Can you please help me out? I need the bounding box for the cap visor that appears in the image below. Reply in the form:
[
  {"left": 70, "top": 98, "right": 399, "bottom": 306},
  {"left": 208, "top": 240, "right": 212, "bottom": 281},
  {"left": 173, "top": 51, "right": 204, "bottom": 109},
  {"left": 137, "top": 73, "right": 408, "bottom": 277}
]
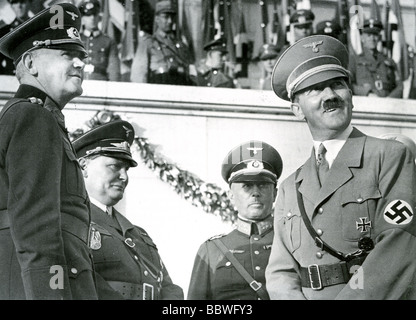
[{"left": 230, "top": 173, "right": 276, "bottom": 184}]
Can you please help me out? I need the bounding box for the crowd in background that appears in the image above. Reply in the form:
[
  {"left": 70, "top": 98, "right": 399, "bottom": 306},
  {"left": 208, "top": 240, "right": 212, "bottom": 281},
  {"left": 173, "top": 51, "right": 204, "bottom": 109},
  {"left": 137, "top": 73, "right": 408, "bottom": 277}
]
[{"left": 0, "top": 0, "right": 415, "bottom": 99}]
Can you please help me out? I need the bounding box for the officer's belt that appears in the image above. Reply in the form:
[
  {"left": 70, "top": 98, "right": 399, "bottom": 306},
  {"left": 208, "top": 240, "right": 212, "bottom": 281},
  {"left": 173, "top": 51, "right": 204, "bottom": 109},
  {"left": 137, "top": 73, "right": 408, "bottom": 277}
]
[
  {"left": 300, "top": 256, "right": 366, "bottom": 290},
  {"left": 0, "top": 210, "right": 89, "bottom": 244},
  {"left": 107, "top": 280, "right": 159, "bottom": 300}
]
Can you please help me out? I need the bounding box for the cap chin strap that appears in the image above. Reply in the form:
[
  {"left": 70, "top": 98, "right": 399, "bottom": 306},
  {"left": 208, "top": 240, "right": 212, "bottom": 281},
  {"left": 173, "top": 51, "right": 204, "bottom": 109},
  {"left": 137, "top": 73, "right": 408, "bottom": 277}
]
[{"left": 286, "top": 64, "right": 350, "bottom": 100}]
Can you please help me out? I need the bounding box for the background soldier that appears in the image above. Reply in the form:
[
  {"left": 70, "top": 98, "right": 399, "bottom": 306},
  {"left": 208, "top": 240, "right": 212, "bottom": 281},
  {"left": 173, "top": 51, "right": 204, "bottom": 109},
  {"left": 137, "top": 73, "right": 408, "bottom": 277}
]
[
  {"left": 0, "top": 3, "right": 98, "bottom": 299},
  {"left": 187, "top": 140, "right": 282, "bottom": 300},
  {"left": 78, "top": 0, "right": 121, "bottom": 81},
  {"left": 349, "top": 19, "right": 403, "bottom": 98},
  {"left": 0, "top": 0, "right": 32, "bottom": 75},
  {"left": 194, "top": 38, "right": 235, "bottom": 88},
  {"left": 258, "top": 44, "right": 280, "bottom": 90},
  {"left": 288, "top": 9, "right": 315, "bottom": 45},
  {"left": 74, "top": 120, "right": 184, "bottom": 300},
  {"left": 266, "top": 35, "right": 416, "bottom": 299},
  {"left": 130, "top": 0, "right": 194, "bottom": 85}
]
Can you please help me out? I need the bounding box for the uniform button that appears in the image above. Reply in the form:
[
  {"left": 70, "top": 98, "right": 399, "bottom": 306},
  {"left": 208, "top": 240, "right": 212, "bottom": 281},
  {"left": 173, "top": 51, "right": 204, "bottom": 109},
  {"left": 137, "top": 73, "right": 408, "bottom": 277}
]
[
  {"left": 134, "top": 255, "right": 139, "bottom": 260},
  {"left": 253, "top": 237, "right": 259, "bottom": 241},
  {"left": 213, "top": 70, "right": 218, "bottom": 75},
  {"left": 169, "top": 57, "right": 173, "bottom": 62},
  {"left": 254, "top": 250, "right": 260, "bottom": 255},
  {"left": 144, "top": 270, "right": 149, "bottom": 276},
  {"left": 318, "top": 207, "right": 324, "bottom": 214},
  {"left": 255, "top": 266, "right": 261, "bottom": 270},
  {"left": 207, "top": 83, "right": 211, "bottom": 86},
  {"left": 286, "top": 212, "right": 292, "bottom": 217},
  {"left": 71, "top": 268, "right": 78, "bottom": 274},
  {"left": 316, "top": 252, "right": 323, "bottom": 259},
  {"left": 225, "top": 261, "right": 231, "bottom": 267},
  {"left": 316, "top": 229, "right": 323, "bottom": 236},
  {"left": 357, "top": 197, "right": 363, "bottom": 203}
]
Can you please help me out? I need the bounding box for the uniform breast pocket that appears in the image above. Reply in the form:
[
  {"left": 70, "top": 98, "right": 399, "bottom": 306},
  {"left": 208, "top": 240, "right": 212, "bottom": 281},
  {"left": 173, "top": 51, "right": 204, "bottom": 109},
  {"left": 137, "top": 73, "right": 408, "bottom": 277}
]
[
  {"left": 341, "top": 185, "right": 381, "bottom": 241},
  {"left": 282, "top": 210, "right": 301, "bottom": 253},
  {"left": 91, "top": 227, "right": 123, "bottom": 264},
  {"left": 62, "top": 139, "right": 87, "bottom": 199}
]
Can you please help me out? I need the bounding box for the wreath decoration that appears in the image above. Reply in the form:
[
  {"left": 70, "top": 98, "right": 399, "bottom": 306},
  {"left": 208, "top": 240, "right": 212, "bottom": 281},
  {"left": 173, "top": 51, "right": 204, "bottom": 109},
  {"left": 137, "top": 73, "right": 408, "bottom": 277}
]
[{"left": 69, "top": 110, "right": 238, "bottom": 224}]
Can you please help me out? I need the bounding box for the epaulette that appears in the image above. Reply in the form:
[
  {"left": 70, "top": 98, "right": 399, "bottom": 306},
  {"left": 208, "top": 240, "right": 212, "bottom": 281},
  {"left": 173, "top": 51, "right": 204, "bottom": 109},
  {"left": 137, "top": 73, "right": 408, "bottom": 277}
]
[
  {"left": 383, "top": 59, "right": 395, "bottom": 68},
  {"left": 27, "top": 97, "right": 43, "bottom": 105},
  {"left": 208, "top": 233, "right": 226, "bottom": 241},
  {"left": 139, "top": 30, "right": 151, "bottom": 39}
]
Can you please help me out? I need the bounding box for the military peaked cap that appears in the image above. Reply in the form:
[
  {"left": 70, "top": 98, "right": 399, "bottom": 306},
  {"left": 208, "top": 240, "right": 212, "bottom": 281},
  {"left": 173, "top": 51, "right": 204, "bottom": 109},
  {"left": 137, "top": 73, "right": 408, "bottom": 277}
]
[
  {"left": 315, "top": 20, "right": 341, "bottom": 38},
  {"left": 73, "top": 120, "right": 138, "bottom": 167},
  {"left": 204, "top": 38, "right": 228, "bottom": 53},
  {"left": 362, "top": 19, "right": 383, "bottom": 34},
  {"left": 78, "top": 0, "right": 101, "bottom": 16},
  {"left": 259, "top": 43, "right": 280, "bottom": 60},
  {"left": 271, "top": 35, "right": 350, "bottom": 101},
  {"left": 221, "top": 140, "right": 283, "bottom": 185},
  {"left": 0, "top": 3, "right": 87, "bottom": 63},
  {"left": 290, "top": 9, "right": 315, "bottom": 27},
  {"left": 155, "top": 0, "right": 176, "bottom": 15}
]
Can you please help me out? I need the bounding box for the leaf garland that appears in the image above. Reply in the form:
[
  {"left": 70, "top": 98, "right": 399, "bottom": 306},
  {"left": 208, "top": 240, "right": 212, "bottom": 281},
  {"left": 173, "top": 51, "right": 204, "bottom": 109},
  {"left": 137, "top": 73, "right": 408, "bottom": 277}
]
[{"left": 69, "top": 110, "right": 238, "bottom": 224}]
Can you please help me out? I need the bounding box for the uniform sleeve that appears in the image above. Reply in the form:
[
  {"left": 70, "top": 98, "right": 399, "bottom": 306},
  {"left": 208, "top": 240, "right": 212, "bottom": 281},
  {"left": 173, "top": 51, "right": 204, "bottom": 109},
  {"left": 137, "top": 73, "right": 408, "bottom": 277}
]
[
  {"left": 160, "top": 259, "right": 184, "bottom": 300},
  {"left": 265, "top": 181, "right": 307, "bottom": 300},
  {"left": 187, "top": 242, "right": 212, "bottom": 300},
  {"left": 130, "top": 33, "right": 150, "bottom": 83},
  {"left": 336, "top": 143, "right": 416, "bottom": 299},
  {"left": 5, "top": 105, "right": 72, "bottom": 299},
  {"left": 107, "top": 38, "right": 121, "bottom": 82}
]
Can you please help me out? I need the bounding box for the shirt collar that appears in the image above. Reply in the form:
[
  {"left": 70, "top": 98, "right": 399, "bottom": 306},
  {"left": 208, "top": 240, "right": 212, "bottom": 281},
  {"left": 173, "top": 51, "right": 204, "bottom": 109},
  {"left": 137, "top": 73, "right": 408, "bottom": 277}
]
[
  {"left": 90, "top": 197, "right": 112, "bottom": 215},
  {"left": 83, "top": 29, "right": 101, "bottom": 37},
  {"left": 313, "top": 125, "right": 353, "bottom": 168}
]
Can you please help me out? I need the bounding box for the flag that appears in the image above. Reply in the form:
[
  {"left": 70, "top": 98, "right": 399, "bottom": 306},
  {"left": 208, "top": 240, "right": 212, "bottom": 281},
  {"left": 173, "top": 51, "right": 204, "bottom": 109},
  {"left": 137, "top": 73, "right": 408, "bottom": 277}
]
[
  {"left": 349, "top": 0, "right": 363, "bottom": 56},
  {"left": 335, "top": 0, "right": 349, "bottom": 46},
  {"left": 178, "top": 0, "right": 196, "bottom": 63},
  {"left": 370, "top": 0, "right": 382, "bottom": 21},
  {"left": 388, "top": 0, "right": 409, "bottom": 80},
  {"left": 296, "top": 0, "right": 311, "bottom": 10},
  {"left": 270, "top": 0, "right": 286, "bottom": 48},
  {"left": 260, "top": 0, "right": 269, "bottom": 44},
  {"left": 202, "top": 0, "right": 216, "bottom": 46},
  {"left": 234, "top": 8, "right": 248, "bottom": 59},
  {"left": 120, "top": 0, "right": 139, "bottom": 63}
]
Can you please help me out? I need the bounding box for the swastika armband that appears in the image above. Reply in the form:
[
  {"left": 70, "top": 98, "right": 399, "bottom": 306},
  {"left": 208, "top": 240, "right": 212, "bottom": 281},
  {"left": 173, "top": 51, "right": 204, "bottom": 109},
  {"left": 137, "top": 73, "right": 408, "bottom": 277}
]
[{"left": 384, "top": 200, "right": 413, "bottom": 225}]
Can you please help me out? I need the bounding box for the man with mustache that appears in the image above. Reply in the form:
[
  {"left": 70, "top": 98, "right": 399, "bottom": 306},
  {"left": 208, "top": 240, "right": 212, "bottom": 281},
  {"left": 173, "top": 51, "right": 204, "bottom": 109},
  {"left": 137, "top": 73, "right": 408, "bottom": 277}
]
[
  {"left": 265, "top": 35, "right": 416, "bottom": 299},
  {"left": 187, "top": 140, "right": 282, "bottom": 300},
  {"left": 73, "top": 120, "right": 184, "bottom": 300},
  {"left": 0, "top": 3, "right": 99, "bottom": 299}
]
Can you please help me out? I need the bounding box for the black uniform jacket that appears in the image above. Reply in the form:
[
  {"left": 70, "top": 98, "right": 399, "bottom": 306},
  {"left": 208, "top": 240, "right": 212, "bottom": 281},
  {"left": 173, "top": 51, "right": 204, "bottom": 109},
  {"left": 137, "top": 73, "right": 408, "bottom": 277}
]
[{"left": 0, "top": 85, "right": 97, "bottom": 299}]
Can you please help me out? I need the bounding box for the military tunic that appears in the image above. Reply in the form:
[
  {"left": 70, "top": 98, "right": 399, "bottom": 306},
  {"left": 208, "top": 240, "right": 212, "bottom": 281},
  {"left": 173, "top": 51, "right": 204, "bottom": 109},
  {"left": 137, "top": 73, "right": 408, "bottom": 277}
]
[
  {"left": 265, "top": 128, "right": 416, "bottom": 300},
  {"left": 0, "top": 18, "right": 23, "bottom": 75},
  {"left": 0, "top": 85, "right": 98, "bottom": 299},
  {"left": 349, "top": 48, "right": 403, "bottom": 98},
  {"left": 80, "top": 29, "right": 121, "bottom": 81},
  {"left": 195, "top": 68, "right": 235, "bottom": 88},
  {"left": 89, "top": 204, "right": 184, "bottom": 300},
  {"left": 130, "top": 30, "right": 193, "bottom": 85},
  {"left": 187, "top": 216, "right": 273, "bottom": 300}
]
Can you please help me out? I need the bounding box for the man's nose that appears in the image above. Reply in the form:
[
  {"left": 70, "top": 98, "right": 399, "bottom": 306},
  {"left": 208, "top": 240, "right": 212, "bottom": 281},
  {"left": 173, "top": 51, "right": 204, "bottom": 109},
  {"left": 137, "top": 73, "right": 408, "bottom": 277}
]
[{"left": 73, "top": 57, "right": 85, "bottom": 69}]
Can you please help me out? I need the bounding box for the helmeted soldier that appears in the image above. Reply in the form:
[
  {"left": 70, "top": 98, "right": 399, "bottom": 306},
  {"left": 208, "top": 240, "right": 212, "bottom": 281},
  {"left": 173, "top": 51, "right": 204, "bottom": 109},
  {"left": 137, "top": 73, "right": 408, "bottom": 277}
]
[
  {"left": 78, "top": 0, "right": 121, "bottom": 81},
  {"left": 187, "top": 140, "right": 283, "bottom": 300},
  {"left": 349, "top": 19, "right": 403, "bottom": 98},
  {"left": 73, "top": 120, "right": 184, "bottom": 300},
  {"left": 194, "top": 38, "right": 235, "bottom": 88},
  {"left": 130, "top": 0, "right": 194, "bottom": 85}
]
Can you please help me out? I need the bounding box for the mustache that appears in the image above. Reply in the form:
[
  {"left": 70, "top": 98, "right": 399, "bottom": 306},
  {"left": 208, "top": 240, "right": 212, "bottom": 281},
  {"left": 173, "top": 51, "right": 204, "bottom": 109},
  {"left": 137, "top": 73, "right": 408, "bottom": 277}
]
[{"left": 321, "top": 98, "right": 344, "bottom": 110}]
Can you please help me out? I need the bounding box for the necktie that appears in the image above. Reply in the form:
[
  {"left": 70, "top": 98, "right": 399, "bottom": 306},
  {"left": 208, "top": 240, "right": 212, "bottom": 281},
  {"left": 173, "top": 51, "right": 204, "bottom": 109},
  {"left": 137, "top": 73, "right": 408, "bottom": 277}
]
[
  {"left": 316, "top": 143, "right": 329, "bottom": 186},
  {"left": 106, "top": 206, "right": 112, "bottom": 216}
]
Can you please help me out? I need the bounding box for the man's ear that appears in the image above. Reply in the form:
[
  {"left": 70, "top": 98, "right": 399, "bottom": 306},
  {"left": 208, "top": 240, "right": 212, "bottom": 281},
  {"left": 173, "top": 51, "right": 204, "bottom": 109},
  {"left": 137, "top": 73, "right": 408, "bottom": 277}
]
[
  {"left": 227, "top": 188, "right": 235, "bottom": 206},
  {"left": 21, "top": 52, "right": 37, "bottom": 76},
  {"left": 78, "top": 158, "right": 88, "bottom": 177},
  {"left": 290, "top": 102, "right": 305, "bottom": 121}
]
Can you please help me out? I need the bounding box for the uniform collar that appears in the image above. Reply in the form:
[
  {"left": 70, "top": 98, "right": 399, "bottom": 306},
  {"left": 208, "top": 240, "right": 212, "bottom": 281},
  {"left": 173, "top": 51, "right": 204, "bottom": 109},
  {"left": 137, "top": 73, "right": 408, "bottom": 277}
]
[
  {"left": 90, "top": 197, "right": 112, "bottom": 215},
  {"left": 236, "top": 214, "right": 273, "bottom": 236}
]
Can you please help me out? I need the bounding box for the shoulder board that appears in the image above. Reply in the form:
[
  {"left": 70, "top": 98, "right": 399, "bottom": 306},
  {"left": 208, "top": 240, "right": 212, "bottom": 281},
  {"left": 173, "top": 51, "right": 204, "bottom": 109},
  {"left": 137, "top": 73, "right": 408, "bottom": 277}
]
[
  {"left": 208, "top": 233, "right": 226, "bottom": 241},
  {"left": 384, "top": 59, "right": 395, "bottom": 67},
  {"left": 139, "top": 31, "right": 151, "bottom": 39}
]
